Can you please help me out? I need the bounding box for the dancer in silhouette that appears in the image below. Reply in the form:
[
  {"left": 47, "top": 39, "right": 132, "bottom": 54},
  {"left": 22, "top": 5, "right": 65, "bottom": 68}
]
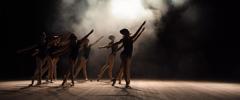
[
  {"left": 97, "top": 35, "right": 118, "bottom": 81},
  {"left": 74, "top": 36, "right": 103, "bottom": 81},
  {"left": 47, "top": 34, "right": 61, "bottom": 83},
  {"left": 28, "top": 32, "right": 50, "bottom": 86},
  {"left": 112, "top": 21, "right": 146, "bottom": 88},
  {"left": 61, "top": 30, "right": 94, "bottom": 86}
]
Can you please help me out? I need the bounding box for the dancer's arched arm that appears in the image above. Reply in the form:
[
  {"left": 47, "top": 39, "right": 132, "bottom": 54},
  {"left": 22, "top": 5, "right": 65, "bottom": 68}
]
[
  {"left": 116, "top": 27, "right": 145, "bottom": 51},
  {"left": 78, "top": 29, "right": 94, "bottom": 42},
  {"left": 131, "top": 21, "right": 146, "bottom": 39},
  {"left": 90, "top": 36, "right": 104, "bottom": 47},
  {"left": 133, "top": 27, "right": 145, "bottom": 42},
  {"left": 116, "top": 44, "right": 123, "bottom": 52},
  {"left": 98, "top": 44, "right": 109, "bottom": 49},
  {"left": 31, "top": 49, "right": 39, "bottom": 56},
  {"left": 16, "top": 44, "right": 38, "bottom": 54},
  {"left": 113, "top": 39, "right": 123, "bottom": 46}
]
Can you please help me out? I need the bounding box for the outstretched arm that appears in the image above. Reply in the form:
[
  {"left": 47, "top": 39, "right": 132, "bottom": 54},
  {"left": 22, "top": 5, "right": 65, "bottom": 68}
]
[
  {"left": 59, "top": 39, "right": 71, "bottom": 47},
  {"left": 133, "top": 27, "right": 145, "bottom": 42},
  {"left": 112, "top": 39, "right": 123, "bottom": 47},
  {"left": 90, "top": 36, "right": 104, "bottom": 47},
  {"left": 16, "top": 44, "right": 38, "bottom": 54},
  {"left": 31, "top": 49, "right": 39, "bottom": 56},
  {"left": 131, "top": 21, "right": 146, "bottom": 39},
  {"left": 51, "top": 45, "right": 70, "bottom": 56},
  {"left": 98, "top": 44, "right": 109, "bottom": 49},
  {"left": 116, "top": 44, "right": 123, "bottom": 52},
  {"left": 98, "top": 41, "right": 111, "bottom": 49}
]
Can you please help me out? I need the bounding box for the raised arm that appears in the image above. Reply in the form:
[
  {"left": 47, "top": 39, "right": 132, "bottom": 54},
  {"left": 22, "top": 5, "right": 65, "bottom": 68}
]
[
  {"left": 133, "top": 27, "right": 145, "bottom": 42},
  {"left": 79, "top": 29, "right": 94, "bottom": 41},
  {"left": 90, "top": 36, "right": 104, "bottom": 47},
  {"left": 131, "top": 21, "right": 146, "bottom": 39}
]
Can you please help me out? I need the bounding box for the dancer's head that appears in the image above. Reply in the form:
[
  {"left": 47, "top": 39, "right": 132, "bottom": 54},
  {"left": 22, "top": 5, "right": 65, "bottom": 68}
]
[
  {"left": 40, "top": 32, "right": 47, "bottom": 43},
  {"left": 50, "top": 35, "right": 60, "bottom": 46},
  {"left": 108, "top": 35, "right": 115, "bottom": 41},
  {"left": 120, "top": 28, "right": 130, "bottom": 36}
]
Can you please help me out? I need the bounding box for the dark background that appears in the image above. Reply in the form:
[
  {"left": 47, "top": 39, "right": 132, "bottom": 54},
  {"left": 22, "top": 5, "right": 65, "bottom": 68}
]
[{"left": 2, "top": 0, "right": 240, "bottom": 81}]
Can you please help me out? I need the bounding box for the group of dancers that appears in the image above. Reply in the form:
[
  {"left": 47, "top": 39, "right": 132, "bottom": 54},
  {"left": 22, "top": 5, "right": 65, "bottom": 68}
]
[{"left": 18, "top": 21, "right": 146, "bottom": 88}]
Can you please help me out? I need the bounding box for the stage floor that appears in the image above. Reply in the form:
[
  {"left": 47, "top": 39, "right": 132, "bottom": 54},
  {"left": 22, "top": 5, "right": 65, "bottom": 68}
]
[{"left": 0, "top": 80, "right": 240, "bottom": 100}]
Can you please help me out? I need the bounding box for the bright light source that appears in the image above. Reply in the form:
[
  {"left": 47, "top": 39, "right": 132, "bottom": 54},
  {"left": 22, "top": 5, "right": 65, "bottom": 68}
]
[{"left": 111, "top": 0, "right": 145, "bottom": 19}]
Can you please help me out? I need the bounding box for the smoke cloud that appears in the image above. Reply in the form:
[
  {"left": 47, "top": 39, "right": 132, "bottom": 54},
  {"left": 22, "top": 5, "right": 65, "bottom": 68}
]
[
  {"left": 54, "top": 0, "right": 166, "bottom": 42},
  {"left": 49, "top": 0, "right": 193, "bottom": 78},
  {"left": 51, "top": 0, "right": 189, "bottom": 52}
]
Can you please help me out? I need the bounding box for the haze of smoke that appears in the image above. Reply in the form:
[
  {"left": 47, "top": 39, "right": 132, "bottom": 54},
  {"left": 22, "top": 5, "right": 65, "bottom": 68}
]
[
  {"left": 51, "top": 0, "right": 191, "bottom": 53},
  {"left": 56, "top": 0, "right": 170, "bottom": 53},
  {"left": 51, "top": 0, "right": 191, "bottom": 77}
]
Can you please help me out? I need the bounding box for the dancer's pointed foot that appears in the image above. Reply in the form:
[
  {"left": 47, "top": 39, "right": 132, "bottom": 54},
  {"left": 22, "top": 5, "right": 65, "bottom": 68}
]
[
  {"left": 71, "top": 83, "right": 74, "bottom": 86},
  {"left": 119, "top": 81, "right": 121, "bottom": 84},
  {"left": 61, "top": 81, "right": 66, "bottom": 86},
  {"left": 125, "top": 85, "right": 131, "bottom": 88},
  {"left": 28, "top": 84, "right": 33, "bottom": 87},
  {"left": 97, "top": 78, "right": 100, "bottom": 82},
  {"left": 36, "top": 82, "right": 41, "bottom": 86},
  {"left": 112, "top": 79, "right": 116, "bottom": 86}
]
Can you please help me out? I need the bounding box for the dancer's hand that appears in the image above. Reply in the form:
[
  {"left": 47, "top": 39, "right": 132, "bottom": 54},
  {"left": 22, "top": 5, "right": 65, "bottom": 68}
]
[
  {"left": 141, "top": 21, "right": 146, "bottom": 27},
  {"left": 98, "top": 46, "right": 104, "bottom": 49},
  {"left": 90, "top": 29, "right": 94, "bottom": 34}
]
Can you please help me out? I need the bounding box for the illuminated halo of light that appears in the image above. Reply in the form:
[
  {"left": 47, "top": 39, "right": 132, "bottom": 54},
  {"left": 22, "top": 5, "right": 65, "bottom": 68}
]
[{"left": 111, "top": 0, "right": 145, "bottom": 19}]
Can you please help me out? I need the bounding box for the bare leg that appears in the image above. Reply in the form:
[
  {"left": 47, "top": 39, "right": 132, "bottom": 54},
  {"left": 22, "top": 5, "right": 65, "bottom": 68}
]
[
  {"left": 74, "top": 57, "right": 84, "bottom": 78},
  {"left": 34, "top": 56, "right": 48, "bottom": 85},
  {"left": 70, "top": 60, "right": 75, "bottom": 86},
  {"left": 117, "top": 68, "right": 123, "bottom": 84},
  {"left": 53, "top": 57, "right": 59, "bottom": 81},
  {"left": 127, "top": 58, "right": 132, "bottom": 86},
  {"left": 97, "top": 64, "right": 108, "bottom": 81},
  {"left": 30, "top": 62, "right": 40, "bottom": 86},
  {"left": 31, "top": 60, "right": 48, "bottom": 85},
  {"left": 112, "top": 59, "right": 125, "bottom": 86},
  {"left": 48, "top": 58, "right": 53, "bottom": 82},
  {"left": 41, "top": 64, "right": 49, "bottom": 80},
  {"left": 82, "top": 59, "right": 88, "bottom": 80},
  {"left": 108, "top": 54, "right": 114, "bottom": 81},
  {"left": 37, "top": 57, "right": 44, "bottom": 85},
  {"left": 74, "top": 58, "right": 83, "bottom": 79},
  {"left": 62, "top": 73, "right": 68, "bottom": 86},
  {"left": 62, "top": 59, "right": 76, "bottom": 86},
  {"left": 97, "top": 54, "right": 112, "bottom": 81},
  {"left": 125, "top": 57, "right": 131, "bottom": 87}
]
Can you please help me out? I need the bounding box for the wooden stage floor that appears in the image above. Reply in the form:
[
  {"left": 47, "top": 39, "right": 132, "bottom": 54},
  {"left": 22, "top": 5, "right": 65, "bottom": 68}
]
[{"left": 0, "top": 80, "right": 240, "bottom": 100}]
